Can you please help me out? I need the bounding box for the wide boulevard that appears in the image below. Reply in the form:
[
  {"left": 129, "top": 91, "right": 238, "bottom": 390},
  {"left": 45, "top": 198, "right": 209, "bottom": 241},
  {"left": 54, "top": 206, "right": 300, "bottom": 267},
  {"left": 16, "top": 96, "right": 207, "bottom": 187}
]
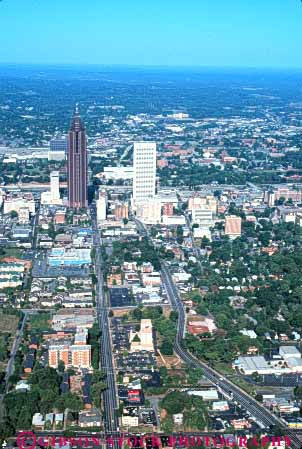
[{"left": 91, "top": 206, "right": 119, "bottom": 446}]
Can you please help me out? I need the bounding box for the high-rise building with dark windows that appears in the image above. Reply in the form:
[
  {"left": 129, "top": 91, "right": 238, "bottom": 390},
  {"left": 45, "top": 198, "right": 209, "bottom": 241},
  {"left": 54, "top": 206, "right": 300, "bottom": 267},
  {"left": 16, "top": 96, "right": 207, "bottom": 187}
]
[{"left": 67, "top": 106, "right": 88, "bottom": 209}]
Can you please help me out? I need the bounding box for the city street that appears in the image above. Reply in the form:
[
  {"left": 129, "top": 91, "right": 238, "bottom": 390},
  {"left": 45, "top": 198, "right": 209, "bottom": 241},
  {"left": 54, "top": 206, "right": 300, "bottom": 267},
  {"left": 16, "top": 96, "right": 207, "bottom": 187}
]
[
  {"left": 0, "top": 311, "right": 28, "bottom": 404},
  {"left": 91, "top": 207, "right": 120, "bottom": 447}
]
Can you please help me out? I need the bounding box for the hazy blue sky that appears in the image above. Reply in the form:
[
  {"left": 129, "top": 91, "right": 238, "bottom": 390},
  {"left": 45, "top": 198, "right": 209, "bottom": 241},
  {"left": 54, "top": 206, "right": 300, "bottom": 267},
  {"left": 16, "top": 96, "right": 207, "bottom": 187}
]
[{"left": 0, "top": 0, "right": 302, "bottom": 67}]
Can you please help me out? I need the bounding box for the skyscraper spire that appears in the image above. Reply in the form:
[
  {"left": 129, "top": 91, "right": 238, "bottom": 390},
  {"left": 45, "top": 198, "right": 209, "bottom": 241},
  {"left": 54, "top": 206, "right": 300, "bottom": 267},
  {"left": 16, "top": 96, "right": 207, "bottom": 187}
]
[{"left": 70, "top": 104, "right": 85, "bottom": 132}]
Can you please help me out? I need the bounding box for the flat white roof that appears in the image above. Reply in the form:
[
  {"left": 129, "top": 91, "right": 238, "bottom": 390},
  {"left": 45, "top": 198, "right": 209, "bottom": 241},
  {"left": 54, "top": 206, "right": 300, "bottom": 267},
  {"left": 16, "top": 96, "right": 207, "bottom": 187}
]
[
  {"left": 279, "top": 346, "right": 301, "bottom": 357},
  {"left": 286, "top": 357, "right": 302, "bottom": 368},
  {"left": 237, "top": 356, "right": 269, "bottom": 371}
]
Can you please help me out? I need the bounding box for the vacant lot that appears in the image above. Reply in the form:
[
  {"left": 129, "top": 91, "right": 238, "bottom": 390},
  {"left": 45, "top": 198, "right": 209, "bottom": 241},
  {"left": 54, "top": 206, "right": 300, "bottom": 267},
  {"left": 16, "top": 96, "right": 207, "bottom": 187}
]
[
  {"left": 28, "top": 312, "right": 51, "bottom": 331},
  {"left": 0, "top": 313, "right": 20, "bottom": 334},
  {"left": 0, "top": 312, "right": 20, "bottom": 370}
]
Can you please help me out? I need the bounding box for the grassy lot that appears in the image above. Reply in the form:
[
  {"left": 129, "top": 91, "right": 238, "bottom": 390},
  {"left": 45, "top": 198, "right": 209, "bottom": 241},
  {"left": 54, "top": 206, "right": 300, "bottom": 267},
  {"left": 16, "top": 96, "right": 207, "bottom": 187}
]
[
  {"left": 0, "top": 313, "right": 20, "bottom": 334},
  {"left": 231, "top": 377, "right": 255, "bottom": 395},
  {"left": 213, "top": 362, "right": 235, "bottom": 375},
  {"left": 28, "top": 312, "right": 52, "bottom": 331},
  {"left": 0, "top": 312, "right": 20, "bottom": 370},
  {"left": 0, "top": 247, "right": 24, "bottom": 260}
]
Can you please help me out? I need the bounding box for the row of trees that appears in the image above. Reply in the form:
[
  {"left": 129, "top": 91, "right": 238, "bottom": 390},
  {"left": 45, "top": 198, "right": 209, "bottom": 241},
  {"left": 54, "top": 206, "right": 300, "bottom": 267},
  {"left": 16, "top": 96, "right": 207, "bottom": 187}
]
[
  {"left": 88, "top": 323, "right": 101, "bottom": 370},
  {"left": 158, "top": 162, "right": 284, "bottom": 188}
]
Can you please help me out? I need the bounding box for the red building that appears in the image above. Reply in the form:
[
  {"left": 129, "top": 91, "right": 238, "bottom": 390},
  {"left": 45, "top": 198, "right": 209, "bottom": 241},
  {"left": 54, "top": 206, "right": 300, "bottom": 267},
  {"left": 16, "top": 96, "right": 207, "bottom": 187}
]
[
  {"left": 162, "top": 203, "right": 174, "bottom": 216},
  {"left": 225, "top": 215, "right": 242, "bottom": 237}
]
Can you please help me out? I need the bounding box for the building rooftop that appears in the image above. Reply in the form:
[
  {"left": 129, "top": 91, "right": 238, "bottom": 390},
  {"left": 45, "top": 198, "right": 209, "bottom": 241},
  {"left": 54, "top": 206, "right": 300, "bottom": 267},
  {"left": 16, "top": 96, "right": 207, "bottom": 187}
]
[
  {"left": 279, "top": 346, "right": 301, "bottom": 357},
  {"left": 236, "top": 356, "right": 269, "bottom": 371}
]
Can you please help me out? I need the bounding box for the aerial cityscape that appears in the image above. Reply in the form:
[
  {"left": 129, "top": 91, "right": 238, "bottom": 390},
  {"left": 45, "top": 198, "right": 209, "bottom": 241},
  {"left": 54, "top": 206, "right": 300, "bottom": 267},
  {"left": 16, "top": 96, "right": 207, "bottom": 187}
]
[{"left": 1, "top": 1, "right": 302, "bottom": 448}]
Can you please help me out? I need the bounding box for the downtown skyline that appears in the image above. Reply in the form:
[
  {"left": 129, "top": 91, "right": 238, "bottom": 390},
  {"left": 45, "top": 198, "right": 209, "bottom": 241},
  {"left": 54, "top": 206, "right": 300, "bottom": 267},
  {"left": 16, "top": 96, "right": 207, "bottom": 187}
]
[{"left": 1, "top": 0, "right": 302, "bottom": 444}]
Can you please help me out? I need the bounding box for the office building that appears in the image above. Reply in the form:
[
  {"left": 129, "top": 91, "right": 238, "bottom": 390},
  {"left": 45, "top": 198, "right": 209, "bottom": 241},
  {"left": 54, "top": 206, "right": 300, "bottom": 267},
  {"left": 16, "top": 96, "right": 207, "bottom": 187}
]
[
  {"left": 49, "top": 136, "right": 68, "bottom": 161},
  {"left": 3, "top": 193, "right": 35, "bottom": 215},
  {"left": 192, "top": 208, "right": 214, "bottom": 227},
  {"left": 114, "top": 202, "right": 129, "bottom": 220},
  {"left": 67, "top": 106, "right": 88, "bottom": 209},
  {"left": 275, "top": 187, "right": 302, "bottom": 203},
  {"left": 130, "top": 319, "right": 154, "bottom": 352},
  {"left": 50, "top": 135, "right": 68, "bottom": 152},
  {"left": 96, "top": 190, "right": 107, "bottom": 222},
  {"left": 133, "top": 142, "right": 156, "bottom": 205},
  {"left": 50, "top": 171, "right": 60, "bottom": 202},
  {"left": 162, "top": 215, "right": 186, "bottom": 226},
  {"left": 18, "top": 207, "right": 30, "bottom": 224},
  {"left": 136, "top": 197, "right": 161, "bottom": 224},
  {"left": 41, "top": 171, "right": 62, "bottom": 205},
  {"left": 74, "top": 327, "right": 88, "bottom": 345},
  {"left": 78, "top": 409, "right": 102, "bottom": 428},
  {"left": 188, "top": 195, "right": 217, "bottom": 214},
  {"left": 225, "top": 215, "right": 242, "bottom": 238},
  {"left": 162, "top": 203, "right": 174, "bottom": 216},
  {"left": 121, "top": 415, "right": 139, "bottom": 427},
  {"left": 157, "top": 189, "right": 178, "bottom": 206}
]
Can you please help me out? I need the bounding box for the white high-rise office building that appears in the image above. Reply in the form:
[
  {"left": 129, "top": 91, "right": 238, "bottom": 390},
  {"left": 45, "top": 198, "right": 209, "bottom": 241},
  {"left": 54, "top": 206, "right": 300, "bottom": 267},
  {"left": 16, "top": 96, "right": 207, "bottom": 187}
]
[
  {"left": 50, "top": 171, "right": 60, "bottom": 202},
  {"left": 96, "top": 190, "right": 107, "bottom": 222},
  {"left": 41, "top": 171, "right": 62, "bottom": 205},
  {"left": 133, "top": 142, "right": 156, "bottom": 205}
]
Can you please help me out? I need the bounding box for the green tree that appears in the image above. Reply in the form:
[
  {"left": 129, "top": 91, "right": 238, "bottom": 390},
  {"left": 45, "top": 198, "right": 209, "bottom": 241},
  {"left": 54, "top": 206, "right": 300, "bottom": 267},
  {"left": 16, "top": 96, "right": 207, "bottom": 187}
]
[
  {"left": 62, "top": 392, "right": 83, "bottom": 411},
  {"left": 58, "top": 360, "right": 65, "bottom": 373},
  {"left": 161, "top": 391, "right": 185, "bottom": 414},
  {"left": 294, "top": 386, "right": 302, "bottom": 399},
  {"left": 160, "top": 339, "right": 173, "bottom": 356},
  {"left": 10, "top": 210, "right": 18, "bottom": 219}
]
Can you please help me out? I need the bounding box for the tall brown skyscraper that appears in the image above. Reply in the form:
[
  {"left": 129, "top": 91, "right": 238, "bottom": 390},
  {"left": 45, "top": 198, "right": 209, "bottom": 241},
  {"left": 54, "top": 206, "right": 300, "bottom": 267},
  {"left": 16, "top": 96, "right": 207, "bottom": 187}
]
[{"left": 67, "top": 106, "right": 88, "bottom": 209}]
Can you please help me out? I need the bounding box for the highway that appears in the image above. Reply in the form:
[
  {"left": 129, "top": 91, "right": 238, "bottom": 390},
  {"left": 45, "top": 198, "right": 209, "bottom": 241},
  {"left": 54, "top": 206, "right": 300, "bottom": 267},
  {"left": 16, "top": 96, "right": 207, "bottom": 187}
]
[
  {"left": 91, "top": 207, "right": 119, "bottom": 445},
  {"left": 134, "top": 218, "right": 302, "bottom": 448}
]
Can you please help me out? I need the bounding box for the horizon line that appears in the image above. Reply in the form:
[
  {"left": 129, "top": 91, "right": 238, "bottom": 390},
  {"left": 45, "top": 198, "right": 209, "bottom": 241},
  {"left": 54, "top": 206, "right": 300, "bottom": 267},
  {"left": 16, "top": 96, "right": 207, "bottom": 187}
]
[{"left": 0, "top": 62, "right": 302, "bottom": 72}]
